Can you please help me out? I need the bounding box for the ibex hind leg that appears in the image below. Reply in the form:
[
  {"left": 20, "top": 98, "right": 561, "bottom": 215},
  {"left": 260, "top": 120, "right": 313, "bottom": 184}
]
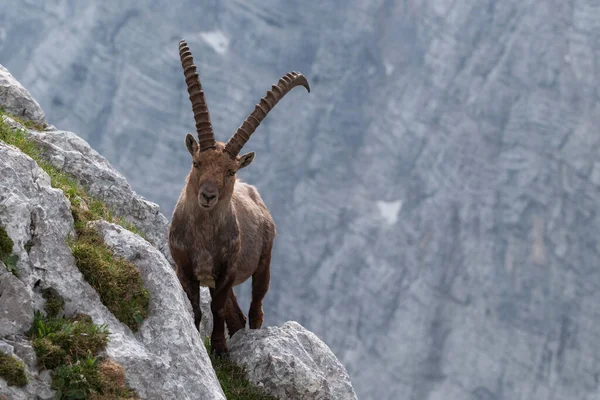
[
  {"left": 249, "top": 247, "right": 271, "bottom": 329},
  {"left": 224, "top": 287, "right": 246, "bottom": 337}
]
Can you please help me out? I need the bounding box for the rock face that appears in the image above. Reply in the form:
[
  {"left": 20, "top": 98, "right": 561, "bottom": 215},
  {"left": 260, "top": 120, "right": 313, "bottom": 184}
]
[
  {"left": 27, "top": 125, "right": 173, "bottom": 260},
  {"left": 0, "top": 128, "right": 224, "bottom": 398},
  {"left": 0, "top": 265, "right": 33, "bottom": 337},
  {"left": 0, "top": 64, "right": 45, "bottom": 126},
  {"left": 229, "top": 322, "right": 358, "bottom": 400}
]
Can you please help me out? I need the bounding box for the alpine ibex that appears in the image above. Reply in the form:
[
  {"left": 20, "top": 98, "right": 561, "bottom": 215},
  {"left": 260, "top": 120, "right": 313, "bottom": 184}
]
[{"left": 169, "top": 40, "right": 310, "bottom": 356}]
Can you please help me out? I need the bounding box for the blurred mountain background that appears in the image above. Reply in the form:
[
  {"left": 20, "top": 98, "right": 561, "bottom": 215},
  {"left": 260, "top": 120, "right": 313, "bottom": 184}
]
[{"left": 2, "top": 1, "right": 600, "bottom": 399}]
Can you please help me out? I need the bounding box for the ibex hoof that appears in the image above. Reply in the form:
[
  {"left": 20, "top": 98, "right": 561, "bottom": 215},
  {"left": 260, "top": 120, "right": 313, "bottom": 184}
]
[{"left": 212, "top": 346, "right": 230, "bottom": 359}]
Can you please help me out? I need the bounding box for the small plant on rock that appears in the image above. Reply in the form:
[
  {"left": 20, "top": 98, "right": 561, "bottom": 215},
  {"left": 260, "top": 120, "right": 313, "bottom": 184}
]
[
  {"left": 28, "top": 288, "right": 138, "bottom": 399},
  {"left": 69, "top": 223, "right": 150, "bottom": 332},
  {"left": 0, "top": 351, "right": 28, "bottom": 387},
  {"left": 0, "top": 225, "right": 18, "bottom": 276}
]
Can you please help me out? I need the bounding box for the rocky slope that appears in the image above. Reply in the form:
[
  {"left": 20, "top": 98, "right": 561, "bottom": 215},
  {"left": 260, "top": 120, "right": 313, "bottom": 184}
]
[
  {"left": 0, "top": 65, "right": 357, "bottom": 400},
  {"left": 0, "top": 72, "right": 225, "bottom": 398},
  {"left": 3, "top": 1, "right": 600, "bottom": 399}
]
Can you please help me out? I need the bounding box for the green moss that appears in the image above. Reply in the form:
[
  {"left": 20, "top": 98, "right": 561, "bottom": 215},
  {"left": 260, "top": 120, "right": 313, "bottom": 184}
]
[
  {"left": 204, "top": 337, "right": 277, "bottom": 400},
  {"left": 0, "top": 225, "right": 18, "bottom": 276},
  {"left": 42, "top": 287, "right": 66, "bottom": 318},
  {"left": 0, "top": 112, "right": 150, "bottom": 331},
  {"left": 0, "top": 225, "right": 12, "bottom": 256},
  {"left": 70, "top": 224, "right": 150, "bottom": 332},
  {"left": 0, "top": 351, "right": 28, "bottom": 387}
]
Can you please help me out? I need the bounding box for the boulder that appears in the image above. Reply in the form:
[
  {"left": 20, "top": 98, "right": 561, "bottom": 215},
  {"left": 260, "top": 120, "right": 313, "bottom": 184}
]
[
  {"left": 228, "top": 321, "right": 358, "bottom": 400},
  {"left": 0, "top": 65, "right": 45, "bottom": 126}
]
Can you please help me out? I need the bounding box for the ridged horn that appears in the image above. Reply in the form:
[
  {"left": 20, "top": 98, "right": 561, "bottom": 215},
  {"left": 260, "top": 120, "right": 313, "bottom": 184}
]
[
  {"left": 224, "top": 71, "right": 310, "bottom": 157},
  {"left": 179, "top": 39, "right": 216, "bottom": 151}
]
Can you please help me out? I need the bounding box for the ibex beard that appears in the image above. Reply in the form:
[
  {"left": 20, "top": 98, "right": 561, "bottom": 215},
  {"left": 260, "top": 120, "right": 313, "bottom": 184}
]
[{"left": 168, "top": 39, "right": 310, "bottom": 357}]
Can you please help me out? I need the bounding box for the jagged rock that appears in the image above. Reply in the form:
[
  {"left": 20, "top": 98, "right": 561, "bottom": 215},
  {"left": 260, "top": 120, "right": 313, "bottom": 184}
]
[
  {"left": 0, "top": 265, "right": 33, "bottom": 337},
  {"left": 0, "top": 65, "right": 45, "bottom": 126},
  {"left": 2, "top": 112, "right": 217, "bottom": 335},
  {"left": 0, "top": 142, "right": 225, "bottom": 399},
  {"left": 2, "top": 115, "right": 172, "bottom": 262},
  {"left": 228, "top": 321, "right": 358, "bottom": 400},
  {"left": 0, "top": 340, "right": 13, "bottom": 355},
  {"left": 2, "top": 338, "right": 37, "bottom": 370}
]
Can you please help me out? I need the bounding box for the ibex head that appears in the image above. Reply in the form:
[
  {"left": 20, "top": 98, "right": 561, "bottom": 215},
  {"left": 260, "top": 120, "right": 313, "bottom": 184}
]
[{"left": 179, "top": 40, "right": 310, "bottom": 210}]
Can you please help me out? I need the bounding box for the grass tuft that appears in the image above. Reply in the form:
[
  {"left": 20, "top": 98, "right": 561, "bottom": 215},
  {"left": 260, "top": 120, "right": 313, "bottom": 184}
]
[
  {"left": 0, "top": 107, "right": 46, "bottom": 131},
  {"left": 0, "top": 352, "right": 28, "bottom": 387},
  {"left": 0, "top": 225, "right": 12, "bottom": 256},
  {"left": 29, "top": 310, "right": 110, "bottom": 370},
  {"left": 52, "top": 356, "right": 138, "bottom": 400},
  {"left": 29, "top": 305, "right": 137, "bottom": 399},
  {"left": 0, "top": 111, "right": 150, "bottom": 331},
  {"left": 43, "top": 287, "right": 65, "bottom": 318},
  {"left": 69, "top": 224, "right": 149, "bottom": 332},
  {"left": 204, "top": 337, "right": 277, "bottom": 400},
  {"left": 0, "top": 225, "right": 18, "bottom": 276}
]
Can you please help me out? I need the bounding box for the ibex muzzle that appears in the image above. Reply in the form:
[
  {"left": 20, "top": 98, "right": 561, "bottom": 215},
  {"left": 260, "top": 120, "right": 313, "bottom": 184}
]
[{"left": 199, "top": 181, "right": 218, "bottom": 208}]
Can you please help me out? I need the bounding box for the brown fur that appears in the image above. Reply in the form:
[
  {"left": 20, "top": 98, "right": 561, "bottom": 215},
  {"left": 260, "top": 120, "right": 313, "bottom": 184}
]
[{"left": 169, "top": 140, "right": 275, "bottom": 356}]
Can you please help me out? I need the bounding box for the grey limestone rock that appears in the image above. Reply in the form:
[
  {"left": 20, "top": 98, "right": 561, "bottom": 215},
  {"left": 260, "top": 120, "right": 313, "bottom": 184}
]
[
  {"left": 0, "top": 265, "right": 33, "bottom": 337},
  {"left": 0, "top": 64, "right": 45, "bottom": 126},
  {"left": 2, "top": 114, "right": 172, "bottom": 264},
  {"left": 228, "top": 321, "right": 358, "bottom": 400},
  {"left": 0, "top": 141, "right": 225, "bottom": 399}
]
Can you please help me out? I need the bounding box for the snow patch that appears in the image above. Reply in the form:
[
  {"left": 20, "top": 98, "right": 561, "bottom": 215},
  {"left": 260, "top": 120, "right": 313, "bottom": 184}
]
[
  {"left": 200, "top": 30, "right": 229, "bottom": 55},
  {"left": 376, "top": 200, "right": 402, "bottom": 225},
  {"left": 384, "top": 61, "right": 395, "bottom": 76}
]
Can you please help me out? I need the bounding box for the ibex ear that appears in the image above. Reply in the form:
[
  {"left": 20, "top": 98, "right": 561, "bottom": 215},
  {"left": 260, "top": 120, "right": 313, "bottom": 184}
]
[
  {"left": 238, "top": 152, "right": 255, "bottom": 170},
  {"left": 185, "top": 134, "right": 198, "bottom": 156}
]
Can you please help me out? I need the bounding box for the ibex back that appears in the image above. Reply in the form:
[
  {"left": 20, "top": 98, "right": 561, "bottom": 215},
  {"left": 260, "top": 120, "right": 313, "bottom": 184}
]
[{"left": 168, "top": 40, "right": 310, "bottom": 356}]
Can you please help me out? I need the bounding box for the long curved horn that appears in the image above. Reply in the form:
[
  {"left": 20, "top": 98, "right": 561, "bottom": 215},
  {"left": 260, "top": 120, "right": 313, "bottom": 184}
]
[
  {"left": 224, "top": 71, "right": 310, "bottom": 157},
  {"left": 179, "top": 39, "right": 216, "bottom": 151}
]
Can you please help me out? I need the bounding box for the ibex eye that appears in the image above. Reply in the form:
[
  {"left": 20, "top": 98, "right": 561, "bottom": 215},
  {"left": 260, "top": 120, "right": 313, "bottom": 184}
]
[
  {"left": 193, "top": 162, "right": 199, "bottom": 168},
  {"left": 228, "top": 170, "right": 235, "bottom": 176}
]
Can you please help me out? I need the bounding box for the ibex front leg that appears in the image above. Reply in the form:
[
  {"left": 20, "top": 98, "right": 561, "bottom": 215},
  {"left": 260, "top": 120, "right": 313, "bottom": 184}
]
[
  {"left": 210, "top": 262, "right": 236, "bottom": 357},
  {"left": 172, "top": 250, "right": 202, "bottom": 330}
]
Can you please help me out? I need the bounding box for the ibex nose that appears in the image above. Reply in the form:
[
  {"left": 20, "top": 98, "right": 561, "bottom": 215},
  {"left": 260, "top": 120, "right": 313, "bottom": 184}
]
[{"left": 202, "top": 192, "right": 216, "bottom": 202}]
